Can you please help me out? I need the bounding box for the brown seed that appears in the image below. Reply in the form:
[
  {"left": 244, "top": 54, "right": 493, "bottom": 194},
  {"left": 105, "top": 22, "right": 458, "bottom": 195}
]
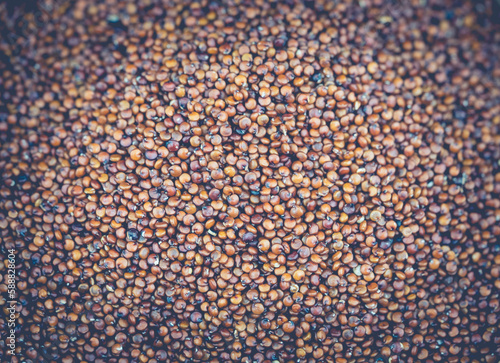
[{"left": 1, "top": 1, "right": 498, "bottom": 362}]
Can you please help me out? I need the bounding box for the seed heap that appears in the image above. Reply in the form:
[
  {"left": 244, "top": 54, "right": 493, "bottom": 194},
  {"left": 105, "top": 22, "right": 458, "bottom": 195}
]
[{"left": 1, "top": 0, "right": 500, "bottom": 362}]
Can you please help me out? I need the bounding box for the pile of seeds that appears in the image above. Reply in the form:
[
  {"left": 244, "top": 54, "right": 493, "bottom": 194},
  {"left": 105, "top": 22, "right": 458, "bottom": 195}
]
[{"left": 1, "top": 0, "right": 500, "bottom": 362}]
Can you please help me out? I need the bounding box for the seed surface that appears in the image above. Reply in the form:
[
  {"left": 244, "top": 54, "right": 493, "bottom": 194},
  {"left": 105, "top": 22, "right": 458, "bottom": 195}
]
[{"left": 0, "top": 0, "right": 500, "bottom": 362}]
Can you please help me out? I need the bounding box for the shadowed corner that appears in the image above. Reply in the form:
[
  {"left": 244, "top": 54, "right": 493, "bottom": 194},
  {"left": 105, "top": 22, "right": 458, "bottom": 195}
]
[
  {"left": 0, "top": 0, "right": 41, "bottom": 38},
  {"left": 494, "top": 0, "right": 500, "bottom": 24},
  {"left": 2, "top": 0, "right": 40, "bottom": 16}
]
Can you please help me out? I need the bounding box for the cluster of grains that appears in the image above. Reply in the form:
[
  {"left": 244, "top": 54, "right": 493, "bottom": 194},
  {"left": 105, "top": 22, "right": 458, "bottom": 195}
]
[{"left": 1, "top": 0, "right": 500, "bottom": 362}]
